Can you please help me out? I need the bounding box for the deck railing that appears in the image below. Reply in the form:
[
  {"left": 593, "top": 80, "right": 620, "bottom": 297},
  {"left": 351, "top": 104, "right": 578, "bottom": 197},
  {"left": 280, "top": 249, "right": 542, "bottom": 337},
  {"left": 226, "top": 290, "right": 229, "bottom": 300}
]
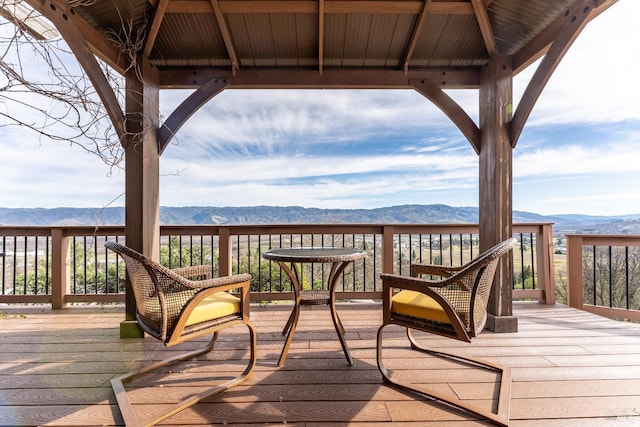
[
  {"left": 0, "top": 223, "right": 555, "bottom": 308},
  {"left": 567, "top": 234, "right": 640, "bottom": 322}
]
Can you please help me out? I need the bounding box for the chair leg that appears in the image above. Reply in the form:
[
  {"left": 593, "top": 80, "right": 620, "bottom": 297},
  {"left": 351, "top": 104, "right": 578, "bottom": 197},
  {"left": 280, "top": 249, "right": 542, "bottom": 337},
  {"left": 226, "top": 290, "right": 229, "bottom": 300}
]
[
  {"left": 111, "top": 322, "right": 258, "bottom": 427},
  {"left": 377, "top": 325, "right": 511, "bottom": 427},
  {"left": 282, "top": 304, "right": 296, "bottom": 336}
]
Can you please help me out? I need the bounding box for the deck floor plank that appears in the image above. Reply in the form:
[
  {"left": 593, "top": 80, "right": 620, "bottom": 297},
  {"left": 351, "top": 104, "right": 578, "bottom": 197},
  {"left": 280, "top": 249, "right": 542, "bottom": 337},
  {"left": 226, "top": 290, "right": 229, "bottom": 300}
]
[{"left": 1, "top": 301, "right": 639, "bottom": 426}]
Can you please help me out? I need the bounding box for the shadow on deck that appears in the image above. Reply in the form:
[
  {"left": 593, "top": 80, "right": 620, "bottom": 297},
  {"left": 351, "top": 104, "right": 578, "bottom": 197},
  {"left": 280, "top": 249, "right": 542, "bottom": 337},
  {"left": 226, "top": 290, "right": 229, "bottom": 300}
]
[{"left": 1, "top": 301, "right": 640, "bottom": 426}]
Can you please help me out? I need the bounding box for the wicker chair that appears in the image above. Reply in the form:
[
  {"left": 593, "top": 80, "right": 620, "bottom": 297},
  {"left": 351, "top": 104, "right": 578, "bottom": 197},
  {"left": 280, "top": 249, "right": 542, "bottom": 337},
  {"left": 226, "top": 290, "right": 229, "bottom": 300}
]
[
  {"left": 377, "top": 237, "right": 517, "bottom": 427},
  {"left": 105, "top": 242, "right": 257, "bottom": 427}
]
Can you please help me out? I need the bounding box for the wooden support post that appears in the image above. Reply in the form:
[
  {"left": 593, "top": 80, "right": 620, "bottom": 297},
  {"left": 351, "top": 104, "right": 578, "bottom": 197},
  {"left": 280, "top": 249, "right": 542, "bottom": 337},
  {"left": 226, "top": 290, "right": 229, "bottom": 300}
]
[
  {"left": 479, "top": 55, "right": 517, "bottom": 333},
  {"left": 538, "top": 223, "right": 556, "bottom": 305},
  {"left": 51, "top": 228, "right": 70, "bottom": 309},
  {"left": 382, "top": 226, "right": 395, "bottom": 274},
  {"left": 566, "top": 235, "right": 584, "bottom": 310},
  {"left": 122, "top": 59, "right": 161, "bottom": 338},
  {"left": 218, "top": 226, "right": 232, "bottom": 277}
]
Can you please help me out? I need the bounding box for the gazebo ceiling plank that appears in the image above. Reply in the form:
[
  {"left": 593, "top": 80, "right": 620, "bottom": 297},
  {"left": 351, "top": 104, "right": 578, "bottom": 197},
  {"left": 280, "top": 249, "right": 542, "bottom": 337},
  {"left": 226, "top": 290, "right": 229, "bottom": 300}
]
[
  {"left": 157, "top": 1, "right": 476, "bottom": 15},
  {"left": 45, "top": 0, "right": 615, "bottom": 91}
]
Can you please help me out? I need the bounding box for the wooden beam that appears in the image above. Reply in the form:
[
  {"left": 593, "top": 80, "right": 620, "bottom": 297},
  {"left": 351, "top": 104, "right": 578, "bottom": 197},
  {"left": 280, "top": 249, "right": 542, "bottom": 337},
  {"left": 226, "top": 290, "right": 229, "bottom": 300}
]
[
  {"left": 402, "top": 0, "right": 432, "bottom": 74},
  {"left": 511, "top": 0, "right": 594, "bottom": 147},
  {"left": 143, "top": 0, "right": 170, "bottom": 58},
  {"left": 158, "top": 78, "right": 229, "bottom": 154},
  {"left": 26, "top": 0, "right": 126, "bottom": 143},
  {"left": 412, "top": 79, "right": 480, "bottom": 153},
  {"left": 471, "top": 0, "right": 497, "bottom": 56},
  {"left": 211, "top": 0, "right": 240, "bottom": 74},
  {"left": 24, "top": 0, "right": 129, "bottom": 75},
  {"left": 159, "top": 68, "right": 481, "bottom": 89},
  {"left": 512, "top": 0, "right": 616, "bottom": 75},
  {"left": 162, "top": 0, "right": 474, "bottom": 15}
]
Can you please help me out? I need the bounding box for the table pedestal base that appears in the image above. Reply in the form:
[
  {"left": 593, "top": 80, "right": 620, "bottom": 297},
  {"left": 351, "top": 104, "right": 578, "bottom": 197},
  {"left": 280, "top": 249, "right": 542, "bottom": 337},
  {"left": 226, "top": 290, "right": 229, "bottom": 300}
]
[{"left": 276, "top": 261, "right": 354, "bottom": 367}]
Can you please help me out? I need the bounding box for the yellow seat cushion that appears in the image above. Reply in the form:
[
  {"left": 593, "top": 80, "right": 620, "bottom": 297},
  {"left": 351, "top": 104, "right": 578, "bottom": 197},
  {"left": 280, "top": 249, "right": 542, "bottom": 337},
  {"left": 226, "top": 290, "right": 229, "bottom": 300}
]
[
  {"left": 391, "top": 289, "right": 472, "bottom": 324},
  {"left": 392, "top": 290, "right": 451, "bottom": 324},
  {"left": 185, "top": 292, "right": 241, "bottom": 326}
]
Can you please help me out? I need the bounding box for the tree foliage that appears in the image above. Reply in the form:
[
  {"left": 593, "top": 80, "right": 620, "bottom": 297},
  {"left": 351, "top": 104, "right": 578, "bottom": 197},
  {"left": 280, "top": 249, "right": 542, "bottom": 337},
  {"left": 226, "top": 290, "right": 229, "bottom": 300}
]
[{"left": 583, "top": 246, "right": 640, "bottom": 310}]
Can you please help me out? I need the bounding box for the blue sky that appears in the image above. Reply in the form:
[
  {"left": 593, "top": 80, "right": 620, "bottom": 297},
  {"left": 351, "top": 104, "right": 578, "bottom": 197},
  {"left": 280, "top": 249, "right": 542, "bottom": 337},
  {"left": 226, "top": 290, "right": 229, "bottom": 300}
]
[{"left": 1, "top": 1, "right": 639, "bottom": 216}]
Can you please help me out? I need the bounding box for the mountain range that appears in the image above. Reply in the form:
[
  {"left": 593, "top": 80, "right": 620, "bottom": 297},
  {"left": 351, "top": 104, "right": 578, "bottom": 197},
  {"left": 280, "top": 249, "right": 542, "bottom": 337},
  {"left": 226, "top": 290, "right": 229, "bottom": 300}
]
[{"left": 1, "top": 205, "right": 639, "bottom": 235}]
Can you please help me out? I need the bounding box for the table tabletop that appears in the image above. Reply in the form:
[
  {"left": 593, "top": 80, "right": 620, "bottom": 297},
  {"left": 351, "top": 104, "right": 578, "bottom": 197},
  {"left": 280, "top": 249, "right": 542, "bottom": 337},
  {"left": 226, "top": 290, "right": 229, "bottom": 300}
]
[{"left": 262, "top": 247, "right": 366, "bottom": 263}]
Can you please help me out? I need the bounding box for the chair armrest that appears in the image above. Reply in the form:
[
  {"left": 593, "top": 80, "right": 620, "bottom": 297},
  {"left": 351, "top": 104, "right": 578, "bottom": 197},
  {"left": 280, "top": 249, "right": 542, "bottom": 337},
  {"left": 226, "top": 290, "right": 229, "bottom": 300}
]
[
  {"left": 410, "top": 263, "right": 464, "bottom": 278},
  {"left": 381, "top": 273, "right": 452, "bottom": 290},
  {"left": 172, "top": 264, "right": 214, "bottom": 280},
  {"left": 178, "top": 273, "right": 252, "bottom": 292}
]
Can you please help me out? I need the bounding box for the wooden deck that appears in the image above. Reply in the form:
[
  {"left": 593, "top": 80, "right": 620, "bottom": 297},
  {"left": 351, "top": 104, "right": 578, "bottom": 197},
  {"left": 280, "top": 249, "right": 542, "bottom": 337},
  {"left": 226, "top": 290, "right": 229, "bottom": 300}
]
[{"left": 1, "top": 301, "right": 640, "bottom": 426}]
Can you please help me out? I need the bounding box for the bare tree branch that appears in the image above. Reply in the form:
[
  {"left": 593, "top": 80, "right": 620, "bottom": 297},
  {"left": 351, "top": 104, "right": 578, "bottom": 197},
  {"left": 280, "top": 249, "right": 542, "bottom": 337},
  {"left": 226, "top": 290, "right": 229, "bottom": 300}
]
[{"left": 0, "top": 0, "right": 129, "bottom": 170}]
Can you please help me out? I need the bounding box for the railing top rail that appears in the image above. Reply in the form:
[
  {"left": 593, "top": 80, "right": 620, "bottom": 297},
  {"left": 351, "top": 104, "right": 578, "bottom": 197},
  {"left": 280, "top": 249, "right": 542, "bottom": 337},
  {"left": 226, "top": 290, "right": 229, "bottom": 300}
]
[
  {"left": 0, "top": 223, "right": 552, "bottom": 238},
  {"left": 0, "top": 226, "right": 126, "bottom": 237},
  {"left": 0, "top": 227, "right": 55, "bottom": 237},
  {"left": 160, "top": 224, "right": 386, "bottom": 235},
  {"left": 567, "top": 234, "right": 640, "bottom": 246}
]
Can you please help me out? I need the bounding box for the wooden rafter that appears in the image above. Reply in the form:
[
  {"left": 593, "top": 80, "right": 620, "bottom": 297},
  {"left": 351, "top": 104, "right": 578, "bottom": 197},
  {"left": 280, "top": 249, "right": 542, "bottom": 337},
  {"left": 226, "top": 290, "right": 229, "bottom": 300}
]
[
  {"left": 158, "top": 78, "right": 229, "bottom": 153},
  {"left": 402, "top": 0, "right": 432, "bottom": 74},
  {"left": 512, "top": 0, "right": 616, "bottom": 73},
  {"left": 511, "top": 0, "right": 596, "bottom": 147},
  {"left": 23, "top": 0, "right": 129, "bottom": 74},
  {"left": 319, "top": 0, "right": 325, "bottom": 75},
  {"left": 143, "top": 0, "right": 170, "bottom": 58},
  {"left": 24, "top": 0, "right": 126, "bottom": 143},
  {"left": 471, "top": 0, "right": 497, "bottom": 56},
  {"left": 511, "top": 18, "right": 559, "bottom": 73},
  {"left": 210, "top": 0, "right": 240, "bottom": 74},
  {"left": 412, "top": 79, "right": 480, "bottom": 153}
]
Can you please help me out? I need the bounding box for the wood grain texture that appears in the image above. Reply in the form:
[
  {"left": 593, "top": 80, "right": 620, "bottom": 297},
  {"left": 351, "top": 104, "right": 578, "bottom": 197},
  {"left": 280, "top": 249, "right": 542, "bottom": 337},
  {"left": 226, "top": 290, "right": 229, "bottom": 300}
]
[{"left": 1, "top": 301, "right": 639, "bottom": 425}]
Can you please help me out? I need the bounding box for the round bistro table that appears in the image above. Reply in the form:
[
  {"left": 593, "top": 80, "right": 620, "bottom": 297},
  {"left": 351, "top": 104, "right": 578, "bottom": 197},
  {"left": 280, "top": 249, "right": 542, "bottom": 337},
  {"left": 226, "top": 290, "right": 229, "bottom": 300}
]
[{"left": 262, "top": 247, "right": 367, "bottom": 366}]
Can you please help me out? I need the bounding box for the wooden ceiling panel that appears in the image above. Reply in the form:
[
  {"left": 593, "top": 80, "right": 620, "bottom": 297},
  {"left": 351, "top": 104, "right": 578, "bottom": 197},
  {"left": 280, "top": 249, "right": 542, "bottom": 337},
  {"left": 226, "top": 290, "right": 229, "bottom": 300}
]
[
  {"left": 269, "top": 14, "right": 317, "bottom": 67},
  {"left": 363, "top": 14, "right": 405, "bottom": 67},
  {"left": 152, "top": 13, "right": 229, "bottom": 66},
  {"left": 416, "top": 14, "right": 486, "bottom": 67},
  {"left": 341, "top": 14, "right": 375, "bottom": 67},
  {"left": 51, "top": 0, "right": 616, "bottom": 88}
]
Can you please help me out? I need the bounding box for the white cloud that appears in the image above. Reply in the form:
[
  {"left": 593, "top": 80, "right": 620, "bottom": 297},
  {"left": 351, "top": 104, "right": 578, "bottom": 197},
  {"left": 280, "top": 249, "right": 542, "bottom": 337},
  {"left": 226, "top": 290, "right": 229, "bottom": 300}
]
[
  {"left": 1, "top": 2, "right": 639, "bottom": 216},
  {"left": 514, "top": 142, "right": 640, "bottom": 178},
  {"left": 514, "top": 1, "right": 640, "bottom": 126},
  {"left": 159, "top": 149, "right": 479, "bottom": 209},
  {"left": 0, "top": 127, "right": 124, "bottom": 208},
  {"left": 162, "top": 89, "right": 455, "bottom": 154}
]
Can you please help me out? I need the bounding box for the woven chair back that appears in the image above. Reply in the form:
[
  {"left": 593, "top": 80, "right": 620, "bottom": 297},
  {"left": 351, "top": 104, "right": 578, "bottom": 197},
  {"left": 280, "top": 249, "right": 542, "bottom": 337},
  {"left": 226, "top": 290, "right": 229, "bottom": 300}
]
[
  {"left": 439, "top": 238, "right": 517, "bottom": 336},
  {"left": 105, "top": 242, "right": 202, "bottom": 341}
]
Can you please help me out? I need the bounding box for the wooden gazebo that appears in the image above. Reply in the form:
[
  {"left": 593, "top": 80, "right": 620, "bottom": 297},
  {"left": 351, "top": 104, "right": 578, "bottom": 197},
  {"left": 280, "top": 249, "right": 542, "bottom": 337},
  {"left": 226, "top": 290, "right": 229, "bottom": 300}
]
[{"left": 22, "top": 0, "right": 617, "bottom": 336}]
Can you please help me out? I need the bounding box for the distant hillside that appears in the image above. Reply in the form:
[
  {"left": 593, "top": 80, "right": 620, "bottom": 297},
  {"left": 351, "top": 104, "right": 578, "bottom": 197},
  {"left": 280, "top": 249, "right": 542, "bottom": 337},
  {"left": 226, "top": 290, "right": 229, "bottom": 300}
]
[{"left": 0, "top": 205, "right": 639, "bottom": 235}]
